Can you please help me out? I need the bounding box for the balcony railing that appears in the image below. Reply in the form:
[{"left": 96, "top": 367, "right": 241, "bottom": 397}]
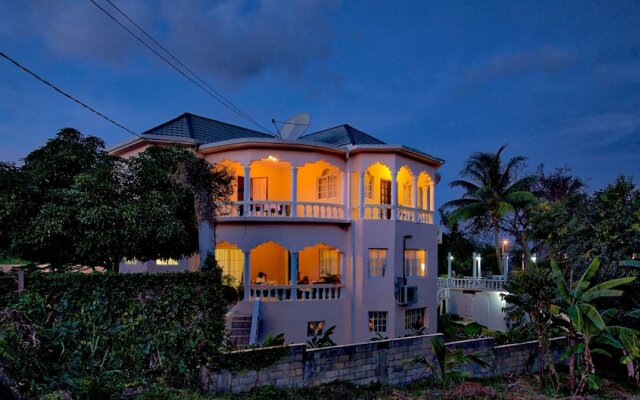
[
  {"left": 218, "top": 201, "right": 434, "bottom": 224},
  {"left": 437, "top": 277, "right": 506, "bottom": 291},
  {"left": 248, "top": 284, "right": 345, "bottom": 302}
]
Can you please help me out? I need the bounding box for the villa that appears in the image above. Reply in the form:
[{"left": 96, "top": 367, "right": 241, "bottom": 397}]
[{"left": 109, "top": 113, "right": 444, "bottom": 345}]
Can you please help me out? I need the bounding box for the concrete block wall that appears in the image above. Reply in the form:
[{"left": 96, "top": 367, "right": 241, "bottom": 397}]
[{"left": 202, "top": 335, "right": 567, "bottom": 394}]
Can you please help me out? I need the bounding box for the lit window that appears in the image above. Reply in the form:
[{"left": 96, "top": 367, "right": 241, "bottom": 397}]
[
  {"left": 317, "top": 169, "right": 337, "bottom": 200},
  {"left": 365, "top": 172, "right": 374, "bottom": 200},
  {"left": 405, "top": 308, "right": 425, "bottom": 331},
  {"left": 426, "top": 186, "right": 431, "bottom": 211},
  {"left": 156, "top": 258, "right": 179, "bottom": 265},
  {"left": 368, "top": 311, "right": 387, "bottom": 333},
  {"left": 368, "top": 249, "right": 387, "bottom": 277},
  {"left": 215, "top": 248, "right": 244, "bottom": 285},
  {"left": 417, "top": 186, "right": 424, "bottom": 209},
  {"left": 319, "top": 249, "right": 339, "bottom": 277},
  {"left": 404, "top": 250, "right": 426, "bottom": 277},
  {"left": 403, "top": 182, "right": 412, "bottom": 206},
  {"left": 307, "top": 321, "right": 324, "bottom": 337}
]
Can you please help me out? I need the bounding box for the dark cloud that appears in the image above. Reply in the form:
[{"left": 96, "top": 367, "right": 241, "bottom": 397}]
[
  {"left": 463, "top": 45, "right": 577, "bottom": 86},
  {"left": 557, "top": 113, "right": 640, "bottom": 154},
  {"left": 0, "top": 0, "right": 336, "bottom": 82}
]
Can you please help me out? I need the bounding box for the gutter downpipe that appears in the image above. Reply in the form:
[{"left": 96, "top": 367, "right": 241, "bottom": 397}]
[{"left": 347, "top": 150, "right": 357, "bottom": 343}]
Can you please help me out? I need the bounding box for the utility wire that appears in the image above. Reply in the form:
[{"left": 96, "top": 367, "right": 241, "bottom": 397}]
[
  {"left": 89, "top": 0, "right": 274, "bottom": 135},
  {"left": 0, "top": 50, "right": 139, "bottom": 137}
]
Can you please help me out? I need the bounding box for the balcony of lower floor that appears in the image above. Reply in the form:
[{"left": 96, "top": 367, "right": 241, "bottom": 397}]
[
  {"left": 216, "top": 241, "right": 346, "bottom": 302},
  {"left": 437, "top": 277, "right": 506, "bottom": 291}
]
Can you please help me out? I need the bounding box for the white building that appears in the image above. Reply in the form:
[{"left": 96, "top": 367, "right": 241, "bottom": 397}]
[{"left": 110, "top": 113, "right": 444, "bottom": 345}]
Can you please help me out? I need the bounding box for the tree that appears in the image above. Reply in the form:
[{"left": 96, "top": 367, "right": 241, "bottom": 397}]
[
  {"left": 438, "top": 211, "right": 477, "bottom": 276},
  {"left": 550, "top": 257, "right": 635, "bottom": 394},
  {"left": 502, "top": 262, "right": 558, "bottom": 389},
  {"left": 441, "top": 145, "right": 536, "bottom": 273},
  {"left": 406, "top": 337, "right": 490, "bottom": 400}
]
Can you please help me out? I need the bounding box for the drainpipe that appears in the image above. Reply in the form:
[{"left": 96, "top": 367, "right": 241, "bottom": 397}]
[{"left": 402, "top": 235, "right": 413, "bottom": 285}]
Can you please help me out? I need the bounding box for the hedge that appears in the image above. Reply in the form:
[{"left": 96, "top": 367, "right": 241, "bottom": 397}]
[{"left": 0, "top": 269, "right": 226, "bottom": 398}]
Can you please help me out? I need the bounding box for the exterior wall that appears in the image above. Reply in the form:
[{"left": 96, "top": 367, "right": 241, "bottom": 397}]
[
  {"left": 202, "top": 335, "right": 567, "bottom": 394},
  {"left": 446, "top": 289, "right": 509, "bottom": 331}
]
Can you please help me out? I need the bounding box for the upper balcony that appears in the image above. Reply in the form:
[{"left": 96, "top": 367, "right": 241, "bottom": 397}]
[{"left": 215, "top": 158, "right": 436, "bottom": 224}]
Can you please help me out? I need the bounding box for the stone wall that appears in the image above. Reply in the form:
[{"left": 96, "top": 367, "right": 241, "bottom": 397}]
[{"left": 202, "top": 335, "right": 567, "bottom": 394}]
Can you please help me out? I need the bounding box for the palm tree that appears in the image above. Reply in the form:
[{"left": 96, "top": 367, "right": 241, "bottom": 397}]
[{"left": 441, "top": 145, "right": 535, "bottom": 273}]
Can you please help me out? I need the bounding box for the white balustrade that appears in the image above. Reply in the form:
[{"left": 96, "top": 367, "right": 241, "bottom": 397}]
[
  {"left": 397, "top": 206, "right": 415, "bottom": 222},
  {"left": 249, "top": 284, "right": 345, "bottom": 302},
  {"left": 417, "top": 209, "right": 434, "bottom": 224},
  {"left": 437, "top": 277, "right": 505, "bottom": 291},
  {"left": 362, "top": 204, "right": 393, "bottom": 220}
]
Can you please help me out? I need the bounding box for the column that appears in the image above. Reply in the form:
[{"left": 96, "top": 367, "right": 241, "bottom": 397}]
[
  {"left": 504, "top": 254, "right": 510, "bottom": 280},
  {"left": 391, "top": 168, "right": 397, "bottom": 220},
  {"left": 243, "top": 250, "right": 251, "bottom": 300},
  {"left": 472, "top": 252, "right": 477, "bottom": 279},
  {"left": 477, "top": 255, "right": 482, "bottom": 278},
  {"left": 359, "top": 171, "right": 365, "bottom": 219},
  {"left": 447, "top": 252, "right": 452, "bottom": 279},
  {"left": 290, "top": 251, "right": 299, "bottom": 287},
  {"left": 243, "top": 164, "right": 251, "bottom": 216},
  {"left": 412, "top": 175, "right": 419, "bottom": 222},
  {"left": 342, "top": 171, "right": 348, "bottom": 220},
  {"left": 339, "top": 251, "right": 346, "bottom": 283},
  {"left": 290, "top": 166, "right": 298, "bottom": 217}
]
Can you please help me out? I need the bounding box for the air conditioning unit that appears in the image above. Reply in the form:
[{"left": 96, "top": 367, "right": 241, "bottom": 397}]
[{"left": 397, "top": 286, "right": 418, "bottom": 306}]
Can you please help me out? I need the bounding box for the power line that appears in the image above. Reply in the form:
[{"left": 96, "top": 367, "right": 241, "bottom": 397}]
[
  {"left": 89, "top": 0, "right": 274, "bottom": 135},
  {"left": 0, "top": 50, "right": 139, "bottom": 137}
]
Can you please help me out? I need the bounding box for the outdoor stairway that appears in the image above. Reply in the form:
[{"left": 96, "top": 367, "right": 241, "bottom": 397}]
[{"left": 228, "top": 315, "right": 252, "bottom": 348}]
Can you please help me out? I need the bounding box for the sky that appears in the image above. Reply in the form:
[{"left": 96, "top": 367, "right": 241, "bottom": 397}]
[{"left": 1, "top": 0, "right": 639, "bottom": 209}]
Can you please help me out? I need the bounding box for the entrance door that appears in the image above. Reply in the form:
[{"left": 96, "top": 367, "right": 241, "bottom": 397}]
[{"left": 380, "top": 179, "right": 391, "bottom": 220}]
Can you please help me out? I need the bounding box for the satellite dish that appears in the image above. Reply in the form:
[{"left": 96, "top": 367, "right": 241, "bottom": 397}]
[{"left": 272, "top": 112, "right": 311, "bottom": 139}]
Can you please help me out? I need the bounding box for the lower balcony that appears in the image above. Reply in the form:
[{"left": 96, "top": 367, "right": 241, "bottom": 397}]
[
  {"left": 218, "top": 201, "right": 345, "bottom": 220},
  {"left": 248, "top": 283, "right": 345, "bottom": 302},
  {"left": 437, "top": 277, "right": 506, "bottom": 291}
]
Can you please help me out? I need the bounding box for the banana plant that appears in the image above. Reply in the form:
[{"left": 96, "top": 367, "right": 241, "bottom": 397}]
[{"left": 550, "top": 257, "right": 636, "bottom": 395}]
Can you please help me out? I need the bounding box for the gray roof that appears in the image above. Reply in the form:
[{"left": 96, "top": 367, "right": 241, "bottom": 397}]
[
  {"left": 300, "top": 124, "right": 386, "bottom": 147},
  {"left": 141, "top": 112, "right": 272, "bottom": 143}
]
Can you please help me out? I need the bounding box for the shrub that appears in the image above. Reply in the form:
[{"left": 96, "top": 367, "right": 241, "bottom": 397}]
[{"left": 0, "top": 269, "right": 226, "bottom": 398}]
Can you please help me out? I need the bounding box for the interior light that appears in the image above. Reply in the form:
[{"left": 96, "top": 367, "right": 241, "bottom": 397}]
[
  {"left": 267, "top": 155, "right": 279, "bottom": 162},
  {"left": 421, "top": 263, "right": 425, "bottom": 272}
]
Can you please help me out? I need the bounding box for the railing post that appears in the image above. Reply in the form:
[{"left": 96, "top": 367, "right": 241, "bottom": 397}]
[
  {"left": 391, "top": 167, "right": 397, "bottom": 220},
  {"left": 291, "top": 166, "right": 298, "bottom": 217},
  {"left": 290, "top": 251, "right": 299, "bottom": 293},
  {"left": 243, "top": 250, "right": 251, "bottom": 300},
  {"left": 447, "top": 252, "right": 452, "bottom": 280},
  {"left": 359, "top": 171, "right": 365, "bottom": 219},
  {"left": 243, "top": 164, "right": 250, "bottom": 217}
]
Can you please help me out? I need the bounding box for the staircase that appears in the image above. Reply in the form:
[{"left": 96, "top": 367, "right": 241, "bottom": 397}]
[{"left": 228, "top": 314, "right": 251, "bottom": 348}]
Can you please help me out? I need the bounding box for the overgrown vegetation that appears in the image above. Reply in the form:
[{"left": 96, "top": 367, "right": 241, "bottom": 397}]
[{"left": 0, "top": 269, "right": 226, "bottom": 399}]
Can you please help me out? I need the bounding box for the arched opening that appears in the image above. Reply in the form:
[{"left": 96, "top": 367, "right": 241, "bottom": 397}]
[
  {"left": 396, "top": 166, "right": 415, "bottom": 208},
  {"left": 298, "top": 243, "right": 342, "bottom": 284},
  {"left": 297, "top": 160, "right": 342, "bottom": 203},
  {"left": 363, "top": 162, "right": 392, "bottom": 219},
  {"left": 215, "top": 241, "right": 244, "bottom": 286},
  {"left": 249, "top": 158, "right": 292, "bottom": 202},
  {"left": 417, "top": 172, "right": 434, "bottom": 211},
  {"left": 250, "top": 241, "right": 289, "bottom": 285}
]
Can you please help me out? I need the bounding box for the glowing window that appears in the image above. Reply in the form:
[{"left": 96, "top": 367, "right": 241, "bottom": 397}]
[
  {"left": 403, "top": 182, "right": 412, "bottom": 206},
  {"left": 404, "top": 308, "right": 425, "bottom": 331},
  {"left": 404, "top": 249, "right": 426, "bottom": 277},
  {"left": 319, "top": 249, "right": 339, "bottom": 277},
  {"left": 368, "top": 249, "right": 387, "bottom": 277},
  {"left": 156, "top": 258, "right": 179, "bottom": 266},
  {"left": 307, "top": 321, "right": 324, "bottom": 337},
  {"left": 215, "top": 248, "right": 244, "bottom": 285},
  {"left": 365, "top": 172, "right": 374, "bottom": 200},
  {"left": 317, "top": 169, "right": 337, "bottom": 200}
]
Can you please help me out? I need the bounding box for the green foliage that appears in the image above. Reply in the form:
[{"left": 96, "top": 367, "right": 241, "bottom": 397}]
[
  {"left": 0, "top": 270, "right": 226, "bottom": 398},
  {"left": 441, "top": 145, "right": 536, "bottom": 273},
  {"left": 405, "top": 337, "right": 490, "bottom": 400},
  {"left": 306, "top": 325, "right": 337, "bottom": 348}
]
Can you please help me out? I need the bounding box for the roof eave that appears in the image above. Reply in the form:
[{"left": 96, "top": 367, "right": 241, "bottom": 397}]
[
  {"left": 198, "top": 137, "right": 346, "bottom": 155},
  {"left": 107, "top": 134, "right": 203, "bottom": 156},
  {"left": 346, "top": 144, "right": 445, "bottom": 167}
]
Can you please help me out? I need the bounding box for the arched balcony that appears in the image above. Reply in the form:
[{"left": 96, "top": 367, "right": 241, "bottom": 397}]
[
  {"left": 214, "top": 240, "right": 346, "bottom": 302},
  {"left": 216, "top": 158, "right": 346, "bottom": 221}
]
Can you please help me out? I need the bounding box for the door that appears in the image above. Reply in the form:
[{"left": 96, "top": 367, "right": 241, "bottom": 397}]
[{"left": 380, "top": 179, "right": 391, "bottom": 219}]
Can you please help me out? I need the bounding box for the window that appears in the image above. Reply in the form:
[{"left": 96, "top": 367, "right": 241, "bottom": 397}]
[
  {"left": 368, "top": 249, "right": 387, "bottom": 277},
  {"left": 215, "top": 248, "right": 244, "bottom": 284},
  {"left": 417, "top": 186, "right": 424, "bottom": 209},
  {"left": 368, "top": 311, "right": 388, "bottom": 333},
  {"left": 250, "top": 177, "right": 268, "bottom": 201},
  {"left": 319, "top": 249, "right": 339, "bottom": 276},
  {"left": 365, "top": 172, "right": 374, "bottom": 200},
  {"left": 307, "top": 321, "right": 324, "bottom": 337},
  {"left": 317, "top": 169, "right": 337, "bottom": 200},
  {"left": 405, "top": 308, "right": 425, "bottom": 331},
  {"left": 426, "top": 186, "right": 431, "bottom": 210},
  {"left": 156, "top": 258, "right": 179, "bottom": 265},
  {"left": 404, "top": 249, "right": 426, "bottom": 277},
  {"left": 403, "top": 182, "right": 412, "bottom": 206}
]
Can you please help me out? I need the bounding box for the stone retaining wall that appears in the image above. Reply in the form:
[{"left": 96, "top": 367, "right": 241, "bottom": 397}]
[{"left": 202, "top": 335, "right": 566, "bottom": 394}]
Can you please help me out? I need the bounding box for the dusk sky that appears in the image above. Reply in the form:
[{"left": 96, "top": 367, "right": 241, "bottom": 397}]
[{"left": 1, "top": 0, "right": 639, "bottom": 208}]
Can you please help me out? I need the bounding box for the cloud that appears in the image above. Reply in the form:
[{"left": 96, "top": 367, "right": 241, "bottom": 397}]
[
  {"left": 463, "top": 45, "right": 577, "bottom": 86},
  {"left": 557, "top": 113, "right": 640, "bottom": 152},
  {"left": 1, "top": 0, "right": 337, "bottom": 82}
]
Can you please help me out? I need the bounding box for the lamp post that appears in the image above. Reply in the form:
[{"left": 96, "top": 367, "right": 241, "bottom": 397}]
[
  {"left": 501, "top": 239, "right": 509, "bottom": 278},
  {"left": 402, "top": 235, "right": 413, "bottom": 285}
]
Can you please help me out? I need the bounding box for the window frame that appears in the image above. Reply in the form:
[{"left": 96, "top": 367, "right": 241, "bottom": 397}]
[
  {"left": 319, "top": 249, "right": 339, "bottom": 277},
  {"left": 404, "top": 308, "right": 426, "bottom": 331},
  {"left": 368, "top": 311, "right": 388, "bottom": 333},
  {"left": 368, "top": 248, "right": 388, "bottom": 277},
  {"left": 317, "top": 169, "right": 337, "bottom": 200},
  {"left": 404, "top": 249, "right": 426, "bottom": 277},
  {"left": 307, "top": 321, "right": 324, "bottom": 337}
]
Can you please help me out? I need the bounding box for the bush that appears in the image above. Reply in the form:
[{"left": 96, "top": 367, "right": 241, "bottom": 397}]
[{"left": 0, "top": 269, "right": 226, "bottom": 398}]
